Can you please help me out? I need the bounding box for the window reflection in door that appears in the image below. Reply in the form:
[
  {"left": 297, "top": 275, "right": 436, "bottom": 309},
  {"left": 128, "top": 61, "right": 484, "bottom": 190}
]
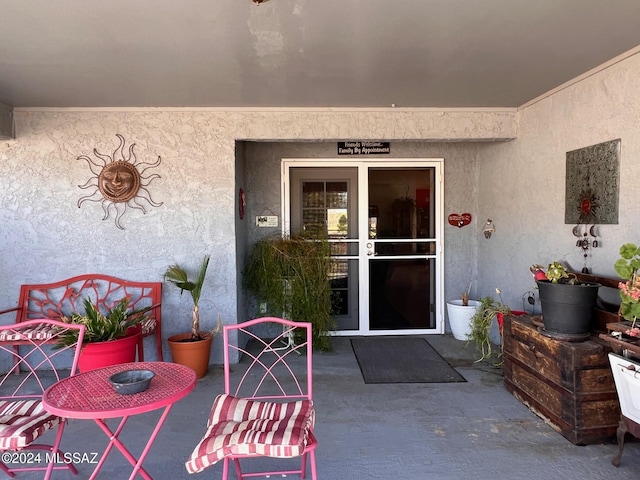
[
  {"left": 301, "top": 180, "right": 351, "bottom": 318},
  {"left": 302, "top": 181, "right": 348, "bottom": 238}
]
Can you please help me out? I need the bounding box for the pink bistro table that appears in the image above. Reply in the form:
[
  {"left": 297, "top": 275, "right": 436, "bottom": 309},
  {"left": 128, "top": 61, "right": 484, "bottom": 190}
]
[{"left": 43, "top": 361, "right": 197, "bottom": 480}]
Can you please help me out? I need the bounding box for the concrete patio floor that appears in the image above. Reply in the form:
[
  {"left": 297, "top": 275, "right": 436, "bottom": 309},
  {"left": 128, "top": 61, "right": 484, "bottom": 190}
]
[{"left": 14, "top": 335, "right": 640, "bottom": 479}]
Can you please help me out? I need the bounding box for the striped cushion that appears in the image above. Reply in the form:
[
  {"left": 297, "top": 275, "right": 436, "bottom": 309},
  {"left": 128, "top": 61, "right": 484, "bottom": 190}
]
[
  {"left": 0, "top": 324, "right": 55, "bottom": 342},
  {"left": 185, "top": 394, "right": 315, "bottom": 474},
  {"left": 141, "top": 317, "right": 157, "bottom": 336},
  {"left": 0, "top": 399, "right": 60, "bottom": 450}
]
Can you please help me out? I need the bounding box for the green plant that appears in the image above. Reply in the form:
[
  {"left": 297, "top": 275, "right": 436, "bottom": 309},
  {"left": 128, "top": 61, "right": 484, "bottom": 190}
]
[
  {"left": 469, "top": 290, "right": 510, "bottom": 364},
  {"left": 544, "top": 261, "right": 577, "bottom": 284},
  {"left": 58, "top": 297, "right": 151, "bottom": 347},
  {"left": 164, "top": 255, "right": 211, "bottom": 341},
  {"left": 244, "top": 233, "right": 335, "bottom": 351},
  {"left": 614, "top": 243, "right": 640, "bottom": 329}
]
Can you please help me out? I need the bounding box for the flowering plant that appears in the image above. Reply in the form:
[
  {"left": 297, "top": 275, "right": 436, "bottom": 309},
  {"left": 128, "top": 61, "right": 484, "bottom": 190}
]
[
  {"left": 469, "top": 288, "right": 510, "bottom": 364},
  {"left": 614, "top": 243, "right": 640, "bottom": 336}
]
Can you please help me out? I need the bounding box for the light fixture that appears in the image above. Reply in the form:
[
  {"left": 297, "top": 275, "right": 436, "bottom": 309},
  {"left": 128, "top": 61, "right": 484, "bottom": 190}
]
[{"left": 252, "top": 0, "right": 270, "bottom": 4}]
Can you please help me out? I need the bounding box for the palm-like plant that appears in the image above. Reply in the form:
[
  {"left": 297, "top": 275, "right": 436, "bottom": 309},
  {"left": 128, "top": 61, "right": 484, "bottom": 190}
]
[
  {"left": 58, "top": 297, "right": 151, "bottom": 347},
  {"left": 164, "top": 255, "right": 210, "bottom": 340}
]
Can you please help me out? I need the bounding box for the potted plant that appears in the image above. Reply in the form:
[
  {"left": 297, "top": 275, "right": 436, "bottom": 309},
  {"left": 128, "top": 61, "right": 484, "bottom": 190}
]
[
  {"left": 469, "top": 292, "right": 511, "bottom": 363},
  {"left": 614, "top": 242, "right": 640, "bottom": 336},
  {"left": 532, "top": 261, "right": 600, "bottom": 339},
  {"left": 446, "top": 283, "right": 481, "bottom": 341},
  {"left": 164, "top": 255, "right": 221, "bottom": 378},
  {"left": 468, "top": 288, "right": 527, "bottom": 364},
  {"left": 58, "top": 297, "right": 151, "bottom": 372},
  {"left": 243, "top": 233, "right": 334, "bottom": 351}
]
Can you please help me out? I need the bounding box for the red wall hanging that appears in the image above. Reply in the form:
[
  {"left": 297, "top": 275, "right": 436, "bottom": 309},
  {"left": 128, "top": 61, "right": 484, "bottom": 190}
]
[{"left": 448, "top": 213, "right": 472, "bottom": 228}]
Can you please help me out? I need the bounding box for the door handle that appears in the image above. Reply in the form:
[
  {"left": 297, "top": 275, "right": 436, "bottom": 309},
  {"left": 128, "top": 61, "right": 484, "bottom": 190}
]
[{"left": 366, "top": 242, "right": 374, "bottom": 256}]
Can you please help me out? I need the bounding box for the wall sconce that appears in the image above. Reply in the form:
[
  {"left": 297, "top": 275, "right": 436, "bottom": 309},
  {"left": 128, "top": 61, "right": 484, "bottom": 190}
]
[
  {"left": 252, "top": 0, "right": 270, "bottom": 4},
  {"left": 483, "top": 219, "right": 495, "bottom": 239}
]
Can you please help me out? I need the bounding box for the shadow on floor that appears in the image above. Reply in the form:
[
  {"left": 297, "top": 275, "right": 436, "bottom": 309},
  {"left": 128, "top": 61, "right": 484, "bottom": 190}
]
[{"left": 17, "top": 335, "right": 640, "bottom": 479}]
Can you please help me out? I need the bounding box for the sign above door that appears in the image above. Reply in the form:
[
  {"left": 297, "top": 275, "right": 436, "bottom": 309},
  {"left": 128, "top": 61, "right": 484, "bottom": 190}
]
[{"left": 337, "top": 141, "right": 390, "bottom": 155}]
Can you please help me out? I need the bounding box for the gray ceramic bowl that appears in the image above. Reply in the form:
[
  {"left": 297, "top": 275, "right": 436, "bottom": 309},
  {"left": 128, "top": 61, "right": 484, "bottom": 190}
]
[{"left": 109, "top": 369, "right": 155, "bottom": 395}]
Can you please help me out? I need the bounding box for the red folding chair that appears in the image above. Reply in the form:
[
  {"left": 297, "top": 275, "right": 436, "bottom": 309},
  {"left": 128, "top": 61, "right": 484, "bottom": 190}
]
[
  {"left": 185, "top": 317, "right": 317, "bottom": 479},
  {"left": 0, "top": 319, "right": 85, "bottom": 479}
]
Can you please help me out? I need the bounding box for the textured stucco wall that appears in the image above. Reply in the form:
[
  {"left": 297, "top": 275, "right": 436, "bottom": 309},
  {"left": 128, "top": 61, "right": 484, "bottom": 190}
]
[
  {"left": 477, "top": 52, "right": 640, "bottom": 313},
  {"left": 0, "top": 109, "right": 515, "bottom": 366}
]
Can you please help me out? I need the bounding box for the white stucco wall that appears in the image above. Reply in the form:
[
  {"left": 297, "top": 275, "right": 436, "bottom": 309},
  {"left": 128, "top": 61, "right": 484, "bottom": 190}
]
[
  {"left": 477, "top": 52, "right": 640, "bottom": 312},
  {"left": 0, "top": 109, "right": 515, "bottom": 365}
]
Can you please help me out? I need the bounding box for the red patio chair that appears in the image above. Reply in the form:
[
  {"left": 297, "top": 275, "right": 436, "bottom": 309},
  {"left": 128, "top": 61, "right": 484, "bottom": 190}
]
[
  {"left": 185, "top": 317, "right": 317, "bottom": 479},
  {"left": 0, "top": 319, "right": 85, "bottom": 479}
]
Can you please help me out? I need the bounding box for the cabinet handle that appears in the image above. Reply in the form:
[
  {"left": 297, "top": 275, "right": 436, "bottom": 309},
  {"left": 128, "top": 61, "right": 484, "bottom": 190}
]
[{"left": 527, "top": 343, "right": 542, "bottom": 359}]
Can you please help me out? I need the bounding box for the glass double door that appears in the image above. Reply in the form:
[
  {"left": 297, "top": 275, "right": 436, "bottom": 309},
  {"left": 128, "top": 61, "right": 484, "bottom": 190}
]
[{"left": 285, "top": 159, "right": 443, "bottom": 336}]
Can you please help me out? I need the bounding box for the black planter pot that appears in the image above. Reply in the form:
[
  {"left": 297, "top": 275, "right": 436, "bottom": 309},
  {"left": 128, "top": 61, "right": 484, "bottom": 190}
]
[{"left": 536, "top": 279, "right": 601, "bottom": 339}]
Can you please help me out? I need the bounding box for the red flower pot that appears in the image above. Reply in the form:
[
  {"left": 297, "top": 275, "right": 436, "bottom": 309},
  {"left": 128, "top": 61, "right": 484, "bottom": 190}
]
[{"left": 78, "top": 331, "right": 140, "bottom": 372}]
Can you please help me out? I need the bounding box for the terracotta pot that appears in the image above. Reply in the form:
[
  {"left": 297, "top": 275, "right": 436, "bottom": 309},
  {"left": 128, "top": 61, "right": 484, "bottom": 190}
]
[
  {"left": 167, "top": 332, "right": 213, "bottom": 379},
  {"left": 78, "top": 331, "right": 140, "bottom": 372}
]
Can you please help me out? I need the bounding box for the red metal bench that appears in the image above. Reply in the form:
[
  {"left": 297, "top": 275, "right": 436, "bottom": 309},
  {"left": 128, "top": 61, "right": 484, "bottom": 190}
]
[{"left": 0, "top": 274, "right": 163, "bottom": 369}]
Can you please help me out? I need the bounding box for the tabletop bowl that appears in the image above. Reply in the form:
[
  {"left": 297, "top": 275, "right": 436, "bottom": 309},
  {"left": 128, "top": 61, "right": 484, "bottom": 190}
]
[{"left": 109, "top": 369, "right": 155, "bottom": 395}]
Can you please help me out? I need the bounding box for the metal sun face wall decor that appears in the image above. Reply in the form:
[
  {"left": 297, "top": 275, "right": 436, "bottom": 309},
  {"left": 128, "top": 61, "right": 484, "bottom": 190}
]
[{"left": 77, "top": 134, "right": 162, "bottom": 230}]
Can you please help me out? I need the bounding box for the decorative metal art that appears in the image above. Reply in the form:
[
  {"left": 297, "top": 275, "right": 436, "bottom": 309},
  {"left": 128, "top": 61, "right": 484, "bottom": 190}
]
[
  {"left": 77, "top": 134, "right": 162, "bottom": 230},
  {"left": 573, "top": 224, "right": 599, "bottom": 273},
  {"left": 565, "top": 139, "right": 620, "bottom": 225},
  {"left": 564, "top": 139, "right": 619, "bottom": 273}
]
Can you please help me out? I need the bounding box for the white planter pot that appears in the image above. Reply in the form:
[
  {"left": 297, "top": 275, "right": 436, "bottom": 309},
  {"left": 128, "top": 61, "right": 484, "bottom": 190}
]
[{"left": 446, "top": 299, "right": 481, "bottom": 340}]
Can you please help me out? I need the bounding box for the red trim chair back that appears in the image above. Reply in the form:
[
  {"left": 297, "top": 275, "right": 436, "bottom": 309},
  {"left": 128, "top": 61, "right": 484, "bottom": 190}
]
[
  {"left": 185, "top": 317, "right": 317, "bottom": 479},
  {"left": 0, "top": 319, "right": 85, "bottom": 479},
  {"left": 1, "top": 274, "right": 162, "bottom": 366}
]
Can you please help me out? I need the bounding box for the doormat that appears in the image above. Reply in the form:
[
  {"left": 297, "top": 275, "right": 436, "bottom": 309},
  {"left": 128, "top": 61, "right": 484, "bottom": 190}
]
[{"left": 350, "top": 337, "right": 466, "bottom": 384}]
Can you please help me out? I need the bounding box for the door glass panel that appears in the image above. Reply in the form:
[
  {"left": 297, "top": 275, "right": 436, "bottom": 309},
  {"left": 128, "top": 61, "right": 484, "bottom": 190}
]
[
  {"left": 291, "top": 169, "right": 358, "bottom": 331},
  {"left": 368, "top": 169, "right": 434, "bottom": 240},
  {"left": 368, "top": 167, "right": 436, "bottom": 331},
  {"left": 329, "top": 259, "right": 350, "bottom": 316},
  {"left": 369, "top": 258, "right": 436, "bottom": 330},
  {"left": 301, "top": 181, "right": 348, "bottom": 238},
  {"left": 330, "top": 240, "right": 359, "bottom": 256},
  {"left": 374, "top": 241, "right": 436, "bottom": 256},
  {"left": 302, "top": 182, "right": 324, "bottom": 207}
]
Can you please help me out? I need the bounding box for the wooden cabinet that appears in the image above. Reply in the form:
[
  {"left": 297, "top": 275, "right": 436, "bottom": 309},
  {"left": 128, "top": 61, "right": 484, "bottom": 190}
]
[{"left": 503, "top": 314, "right": 620, "bottom": 445}]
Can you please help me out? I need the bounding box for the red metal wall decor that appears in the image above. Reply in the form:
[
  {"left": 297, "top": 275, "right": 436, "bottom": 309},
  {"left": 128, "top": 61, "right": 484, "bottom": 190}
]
[
  {"left": 448, "top": 213, "right": 472, "bottom": 227},
  {"left": 77, "top": 134, "right": 162, "bottom": 230}
]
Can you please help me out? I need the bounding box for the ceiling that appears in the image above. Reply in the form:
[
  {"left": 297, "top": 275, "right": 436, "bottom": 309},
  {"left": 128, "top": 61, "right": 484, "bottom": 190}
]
[{"left": 2, "top": 0, "right": 640, "bottom": 109}]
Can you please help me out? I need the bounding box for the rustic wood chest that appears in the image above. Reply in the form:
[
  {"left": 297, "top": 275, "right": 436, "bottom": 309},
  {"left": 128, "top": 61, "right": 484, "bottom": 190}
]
[{"left": 503, "top": 313, "right": 620, "bottom": 445}]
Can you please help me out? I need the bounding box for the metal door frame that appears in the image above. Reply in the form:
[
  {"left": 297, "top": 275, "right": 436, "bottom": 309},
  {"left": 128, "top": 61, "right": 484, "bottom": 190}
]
[{"left": 282, "top": 158, "right": 444, "bottom": 335}]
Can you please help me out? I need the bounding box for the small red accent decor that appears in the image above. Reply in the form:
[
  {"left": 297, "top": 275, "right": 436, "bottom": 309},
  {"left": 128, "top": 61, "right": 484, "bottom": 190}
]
[{"left": 448, "top": 213, "right": 472, "bottom": 227}]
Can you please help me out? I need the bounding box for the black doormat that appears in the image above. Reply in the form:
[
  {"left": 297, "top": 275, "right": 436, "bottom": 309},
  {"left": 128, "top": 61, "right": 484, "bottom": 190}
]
[{"left": 350, "top": 337, "right": 466, "bottom": 384}]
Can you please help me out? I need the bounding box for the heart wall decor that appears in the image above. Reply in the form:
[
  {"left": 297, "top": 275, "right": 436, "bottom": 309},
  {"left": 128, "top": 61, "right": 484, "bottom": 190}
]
[{"left": 448, "top": 213, "right": 472, "bottom": 227}]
